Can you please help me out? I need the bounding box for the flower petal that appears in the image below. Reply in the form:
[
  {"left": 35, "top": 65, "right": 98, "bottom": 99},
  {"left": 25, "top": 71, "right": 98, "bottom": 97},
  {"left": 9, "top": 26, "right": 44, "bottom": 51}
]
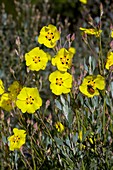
[{"left": 94, "top": 75, "right": 105, "bottom": 90}]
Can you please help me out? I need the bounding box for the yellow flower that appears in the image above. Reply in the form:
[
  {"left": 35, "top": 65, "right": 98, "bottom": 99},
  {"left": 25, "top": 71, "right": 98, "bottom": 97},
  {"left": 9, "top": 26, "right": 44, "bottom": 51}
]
[
  {"left": 79, "top": 75, "right": 105, "bottom": 97},
  {"left": 111, "top": 30, "right": 113, "bottom": 38},
  {"left": 80, "top": 27, "right": 102, "bottom": 37},
  {"left": 0, "top": 93, "right": 16, "bottom": 111},
  {"left": 8, "top": 128, "right": 26, "bottom": 151},
  {"left": 0, "top": 79, "right": 5, "bottom": 95},
  {"left": 8, "top": 81, "right": 22, "bottom": 100},
  {"left": 79, "top": 131, "right": 83, "bottom": 142},
  {"left": 49, "top": 70, "right": 72, "bottom": 95},
  {"left": 16, "top": 87, "right": 42, "bottom": 113},
  {"left": 25, "top": 47, "right": 49, "bottom": 71},
  {"left": 105, "top": 52, "right": 113, "bottom": 70},
  {"left": 38, "top": 24, "right": 60, "bottom": 48},
  {"left": 79, "top": 0, "right": 87, "bottom": 4},
  {"left": 55, "top": 122, "right": 64, "bottom": 133},
  {"left": 52, "top": 47, "right": 75, "bottom": 72}
]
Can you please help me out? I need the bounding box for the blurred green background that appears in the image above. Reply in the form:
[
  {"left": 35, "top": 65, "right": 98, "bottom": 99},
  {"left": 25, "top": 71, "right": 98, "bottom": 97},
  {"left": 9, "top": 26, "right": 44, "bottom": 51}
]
[{"left": 0, "top": 0, "right": 113, "bottom": 32}]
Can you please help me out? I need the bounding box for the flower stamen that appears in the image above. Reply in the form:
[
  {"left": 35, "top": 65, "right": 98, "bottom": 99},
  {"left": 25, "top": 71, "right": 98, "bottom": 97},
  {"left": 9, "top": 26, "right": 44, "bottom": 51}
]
[
  {"left": 56, "top": 78, "right": 63, "bottom": 86},
  {"left": 6, "top": 99, "right": 12, "bottom": 106},
  {"left": 33, "top": 56, "right": 40, "bottom": 63},
  {"left": 60, "top": 56, "right": 69, "bottom": 65},
  {"left": 45, "top": 32, "right": 54, "bottom": 41},
  {"left": 13, "top": 135, "right": 20, "bottom": 143},
  {"left": 26, "top": 96, "right": 34, "bottom": 104}
]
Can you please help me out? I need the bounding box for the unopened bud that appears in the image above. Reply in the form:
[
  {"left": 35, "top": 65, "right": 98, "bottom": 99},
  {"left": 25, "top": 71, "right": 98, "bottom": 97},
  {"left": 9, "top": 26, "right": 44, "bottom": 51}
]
[
  {"left": 71, "top": 33, "right": 75, "bottom": 41},
  {"left": 10, "top": 67, "right": 15, "bottom": 75},
  {"left": 110, "top": 40, "right": 113, "bottom": 49},
  {"left": 15, "top": 49, "right": 19, "bottom": 56},
  {"left": 33, "top": 123, "right": 38, "bottom": 131},
  {"left": 16, "top": 36, "right": 21, "bottom": 46},
  {"left": 1, "top": 110, "right": 4, "bottom": 120},
  {"left": 100, "top": 3, "right": 103, "bottom": 17},
  {"left": 46, "top": 100, "right": 50, "bottom": 109},
  {"left": 66, "top": 34, "right": 71, "bottom": 41},
  {"left": 58, "top": 26, "right": 61, "bottom": 34},
  {"left": 7, "top": 117, "right": 10, "bottom": 125},
  {"left": 88, "top": 15, "right": 94, "bottom": 27},
  {"left": 110, "top": 24, "right": 113, "bottom": 30},
  {"left": 82, "top": 32, "right": 88, "bottom": 44},
  {"left": 110, "top": 65, "right": 113, "bottom": 72}
]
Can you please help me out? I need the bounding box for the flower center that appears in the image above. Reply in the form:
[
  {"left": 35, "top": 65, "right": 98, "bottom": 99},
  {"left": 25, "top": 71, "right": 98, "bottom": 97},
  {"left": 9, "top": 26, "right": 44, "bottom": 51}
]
[
  {"left": 16, "top": 87, "right": 21, "bottom": 94},
  {"left": 87, "top": 79, "right": 95, "bottom": 86},
  {"left": 13, "top": 135, "right": 20, "bottom": 143},
  {"left": 6, "top": 99, "right": 12, "bottom": 106},
  {"left": 60, "top": 56, "right": 69, "bottom": 65},
  {"left": 33, "top": 56, "right": 40, "bottom": 63},
  {"left": 56, "top": 78, "right": 63, "bottom": 86},
  {"left": 26, "top": 96, "right": 34, "bottom": 104},
  {"left": 89, "top": 29, "right": 95, "bottom": 33},
  {"left": 45, "top": 32, "right": 54, "bottom": 41}
]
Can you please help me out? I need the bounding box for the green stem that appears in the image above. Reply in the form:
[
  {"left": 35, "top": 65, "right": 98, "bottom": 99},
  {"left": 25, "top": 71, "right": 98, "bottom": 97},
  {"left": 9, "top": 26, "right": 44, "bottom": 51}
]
[
  {"left": 76, "top": 109, "right": 80, "bottom": 131},
  {"left": 81, "top": 159, "right": 85, "bottom": 170},
  {"left": 36, "top": 113, "right": 54, "bottom": 142},
  {"left": 103, "top": 94, "right": 106, "bottom": 139},
  {"left": 98, "top": 15, "right": 104, "bottom": 75},
  {"left": 87, "top": 42, "right": 97, "bottom": 58},
  {"left": 30, "top": 137, "right": 36, "bottom": 170},
  {"left": 20, "top": 150, "right": 33, "bottom": 170},
  {"left": 99, "top": 34, "right": 104, "bottom": 75}
]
